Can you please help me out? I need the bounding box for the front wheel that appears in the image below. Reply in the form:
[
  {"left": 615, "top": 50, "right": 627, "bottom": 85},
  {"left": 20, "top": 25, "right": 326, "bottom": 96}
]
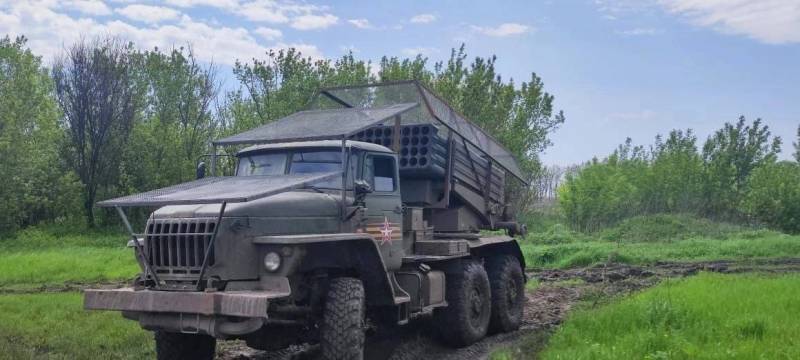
[
  {"left": 320, "top": 277, "right": 366, "bottom": 360},
  {"left": 434, "top": 260, "right": 492, "bottom": 347},
  {"left": 154, "top": 331, "right": 215, "bottom": 360}
]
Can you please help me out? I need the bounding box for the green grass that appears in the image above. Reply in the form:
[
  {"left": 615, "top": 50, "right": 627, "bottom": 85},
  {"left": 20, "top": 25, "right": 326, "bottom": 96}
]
[
  {"left": 0, "top": 292, "right": 152, "bottom": 359},
  {"left": 0, "top": 247, "right": 137, "bottom": 286},
  {"left": 520, "top": 233, "right": 800, "bottom": 268},
  {"left": 598, "top": 214, "right": 771, "bottom": 243},
  {"left": 520, "top": 214, "right": 799, "bottom": 269},
  {"left": 0, "top": 224, "right": 127, "bottom": 250},
  {"left": 0, "top": 225, "right": 137, "bottom": 287},
  {"left": 540, "top": 273, "right": 800, "bottom": 359}
]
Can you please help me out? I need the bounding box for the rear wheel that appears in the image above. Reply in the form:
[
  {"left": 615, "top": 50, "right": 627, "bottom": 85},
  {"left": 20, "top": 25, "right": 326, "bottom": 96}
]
[
  {"left": 486, "top": 255, "right": 525, "bottom": 333},
  {"left": 320, "top": 277, "right": 366, "bottom": 360},
  {"left": 154, "top": 331, "right": 215, "bottom": 360},
  {"left": 434, "top": 260, "right": 492, "bottom": 347}
]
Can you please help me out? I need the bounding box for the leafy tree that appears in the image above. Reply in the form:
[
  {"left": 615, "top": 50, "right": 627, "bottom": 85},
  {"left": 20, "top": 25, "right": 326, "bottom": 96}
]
[
  {"left": 228, "top": 49, "right": 374, "bottom": 133},
  {"left": 793, "top": 124, "right": 800, "bottom": 163},
  {"left": 559, "top": 117, "right": 787, "bottom": 232},
  {"left": 0, "top": 36, "right": 81, "bottom": 232},
  {"left": 701, "top": 116, "right": 781, "bottom": 218},
  {"left": 743, "top": 161, "right": 800, "bottom": 233},
  {"left": 558, "top": 155, "right": 642, "bottom": 232},
  {"left": 53, "top": 37, "right": 143, "bottom": 226},
  {"left": 121, "top": 47, "right": 220, "bottom": 192},
  {"left": 378, "top": 55, "right": 431, "bottom": 83},
  {"left": 647, "top": 130, "right": 704, "bottom": 213}
]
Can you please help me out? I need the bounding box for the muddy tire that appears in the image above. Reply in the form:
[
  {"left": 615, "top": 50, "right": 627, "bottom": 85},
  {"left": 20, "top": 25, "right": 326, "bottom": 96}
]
[
  {"left": 154, "top": 331, "right": 215, "bottom": 360},
  {"left": 320, "top": 277, "right": 366, "bottom": 360},
  {"left": 434, "top": 260, "right": 492, "bottom": 347},
  {"left": 486, "top": 255, "right": 525, "bottom": 333}
]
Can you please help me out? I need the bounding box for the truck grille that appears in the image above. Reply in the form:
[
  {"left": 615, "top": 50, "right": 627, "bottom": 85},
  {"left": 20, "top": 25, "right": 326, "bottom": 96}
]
[{"left": 145, "top": 218, "right": 216, "bottom": 274}]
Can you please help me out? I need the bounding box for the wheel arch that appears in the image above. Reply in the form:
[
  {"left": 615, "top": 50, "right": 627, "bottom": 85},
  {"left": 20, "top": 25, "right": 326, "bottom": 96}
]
[
  {"left": 469, "top": 237, "right": 526, "bottom": 270},
  {"left": 253, "top": 233, "right": 397, "bottom": 306}
]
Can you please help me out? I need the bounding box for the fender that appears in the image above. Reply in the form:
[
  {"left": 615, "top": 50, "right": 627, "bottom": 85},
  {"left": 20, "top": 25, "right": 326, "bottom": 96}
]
[
  {"left": 467, "top": 235, "right": 527, "bottom": 270},
  {"left": 253, "top": 233, "right": 402, "bottom": 306}
]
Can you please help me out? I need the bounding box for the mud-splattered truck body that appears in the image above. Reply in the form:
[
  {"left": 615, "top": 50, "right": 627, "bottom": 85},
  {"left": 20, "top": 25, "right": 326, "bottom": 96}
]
[{"left": 84, "top": 81, "right": 528, "bottom": 360}]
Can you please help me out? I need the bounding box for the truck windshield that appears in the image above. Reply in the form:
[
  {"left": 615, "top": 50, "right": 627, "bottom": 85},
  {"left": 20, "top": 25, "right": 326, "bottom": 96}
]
[
  {"left": 237, "top": 153, "right": 287, "bottom": 176},
  {"left": 237, "top": 150, "right": 355, "bottom": 189}
]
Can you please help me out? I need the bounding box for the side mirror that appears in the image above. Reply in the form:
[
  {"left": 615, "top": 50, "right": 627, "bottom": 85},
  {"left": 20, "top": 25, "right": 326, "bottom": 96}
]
[
  {"left": 354, "top": 180, "right": 373, "bottom": 195},
  {"left": 196, "top": 162, "right": 207, "bottom": 179}
]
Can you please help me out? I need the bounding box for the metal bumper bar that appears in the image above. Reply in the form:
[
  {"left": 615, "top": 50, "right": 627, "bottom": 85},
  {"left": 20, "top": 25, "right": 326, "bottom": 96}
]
[{"left": 84, "top": 288, "right": 290, "bottom": 318}]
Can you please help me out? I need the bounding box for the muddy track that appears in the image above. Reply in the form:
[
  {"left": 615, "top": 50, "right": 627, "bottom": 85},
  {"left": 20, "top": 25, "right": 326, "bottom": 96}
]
[
  {"left": 219, "top": 257, "right": 800, "bottom": 360},
  {"left": 0, "top": 281, "right": 129, "bottom": 295}
]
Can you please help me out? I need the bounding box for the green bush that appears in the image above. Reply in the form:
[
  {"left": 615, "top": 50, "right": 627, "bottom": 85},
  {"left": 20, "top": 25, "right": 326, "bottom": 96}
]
[
  {"left": 742, "top": 161, "right": 800, "bottom": 233},
  {"left": 526, "top": 223, "right": 588, "bottom": 245},
  {"left": 599, "top": 214, "right": 764, "bottom": 243},
  {"left": 558, "top": 121, "right": 783, "bottom": 233}
]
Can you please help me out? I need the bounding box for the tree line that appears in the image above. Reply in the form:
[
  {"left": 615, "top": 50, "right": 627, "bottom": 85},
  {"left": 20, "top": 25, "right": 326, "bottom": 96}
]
[
  {"left": 0, "top": 36, "right": 564, "bottom": 233},
  {"left": 559, "top": 117, "right": 800, "bottom": 233}
]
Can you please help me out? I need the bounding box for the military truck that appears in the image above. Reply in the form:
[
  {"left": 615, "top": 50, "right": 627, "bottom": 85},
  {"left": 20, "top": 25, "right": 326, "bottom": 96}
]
[{"left": 85, "top": 81, "right": 529, "bottom": 360}]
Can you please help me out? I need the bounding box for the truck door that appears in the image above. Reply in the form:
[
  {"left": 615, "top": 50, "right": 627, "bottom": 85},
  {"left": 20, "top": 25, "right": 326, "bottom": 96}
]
[{"left": 362, "top": 153, "right": 404, "bottom": 270}]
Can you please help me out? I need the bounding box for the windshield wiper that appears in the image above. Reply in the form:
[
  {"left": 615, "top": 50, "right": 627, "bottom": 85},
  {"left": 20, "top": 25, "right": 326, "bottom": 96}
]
[{"left": 306, "top": 185, "right": 325, "bottom": 193}]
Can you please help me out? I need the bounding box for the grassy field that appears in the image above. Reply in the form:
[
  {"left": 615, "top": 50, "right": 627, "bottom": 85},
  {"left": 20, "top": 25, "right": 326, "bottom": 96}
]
[
  {"left": 518, "top": 214, "right": 800, "bottom": 268},
  {"left": 0, "top": 293, "right": 152, "bottom": 359},
  {"left": 540, "top": 272, "right": 800, "bottom": 359},
  {"left": 0, "top": 216, "right": 797, "bottom": 359},
  {"left": 0, "top": 225, "right": 150, "bottom": 359},
  {"left": 0, "top": 226, "right": 137, "bottom": 287}
]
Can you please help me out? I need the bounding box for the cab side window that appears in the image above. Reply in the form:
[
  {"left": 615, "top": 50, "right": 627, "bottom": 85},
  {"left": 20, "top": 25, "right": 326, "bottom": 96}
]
[{"left": 365, "top": 155, "right": 397, "bottom": 192}]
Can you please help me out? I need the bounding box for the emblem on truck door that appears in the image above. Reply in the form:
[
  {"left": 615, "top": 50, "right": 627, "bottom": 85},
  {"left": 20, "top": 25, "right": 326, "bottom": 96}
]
[
  {"left": 366, "top": 216, "right": 399, "bottom": 245},
  {"left": 380, "top": 216, "right": 394, "bottom": 245}
]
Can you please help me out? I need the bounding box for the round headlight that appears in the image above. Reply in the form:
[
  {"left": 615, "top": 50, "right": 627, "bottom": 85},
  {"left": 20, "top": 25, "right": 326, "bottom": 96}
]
[{"left": 263, "top": 252, "right": 281, "bottom": 272}]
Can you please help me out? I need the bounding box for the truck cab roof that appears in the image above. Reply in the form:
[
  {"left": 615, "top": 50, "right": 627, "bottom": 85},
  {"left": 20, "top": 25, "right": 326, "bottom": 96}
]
[{"left": 237, "top": 140, "right": 394, "bottom": 156}]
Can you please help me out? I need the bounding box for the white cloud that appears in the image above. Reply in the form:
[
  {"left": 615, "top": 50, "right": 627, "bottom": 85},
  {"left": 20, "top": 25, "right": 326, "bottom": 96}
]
[
  {"left": 471, "top": 23, "right": 532, "bottom": 37},
  {"left": 64, "top": 0, "right": 112, "bottom": 16},
  {"left": 616, "top": 27, "right": 664, "bottom": 36},
  {"left": 347, "top": 18, "right": 372, "bottom": 29},
  {"left": 594, "top": 0, "right": 655, "bottom": 18},
  {"left": 401, "top": 47, "right": 438, "bottom": 56},
  {"left": 291, "top": 13, "right": 338, "bottom": 30},
  {"left": 116, "top": 5, "right": 181, "bottom": 24},
  {"left": 410, "top": 13, "right": 436, "bottom": 24},
  {"left": 659, "top": 0, "right": 800, "bottom": 44},
  {"left": 164, "top": 0, "right": 239, "bottom": 8},
  {"left": 163, "top": 0, "right": 337, "bottom": 27},
  {"left": 0, "top": 2, "right": 326, "bottom": 65},
  {"left": 235, "top": 1, "right": 290, "bottom": 23},
  {"left": 254, "top": 26, "right": 282, "bottom": 40}
]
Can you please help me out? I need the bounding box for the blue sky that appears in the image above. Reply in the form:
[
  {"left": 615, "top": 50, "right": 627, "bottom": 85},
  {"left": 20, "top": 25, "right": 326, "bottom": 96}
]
[{"left": 2, "top": 0, "right": 799, "bottom": 165}]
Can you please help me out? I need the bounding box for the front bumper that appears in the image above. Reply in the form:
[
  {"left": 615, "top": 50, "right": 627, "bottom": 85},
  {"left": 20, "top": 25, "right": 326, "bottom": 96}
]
[{"left": 84, "top": 286, "right": 290, "bottom": 318}]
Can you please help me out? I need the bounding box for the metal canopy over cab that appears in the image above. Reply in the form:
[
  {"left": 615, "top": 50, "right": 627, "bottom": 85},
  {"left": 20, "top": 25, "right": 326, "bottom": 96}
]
[
  {"left": 213, "top": 102, "right": 419, "bottom": 146},
  {"left": 96, "top": 172, "right": 340, "bottom": 207}
]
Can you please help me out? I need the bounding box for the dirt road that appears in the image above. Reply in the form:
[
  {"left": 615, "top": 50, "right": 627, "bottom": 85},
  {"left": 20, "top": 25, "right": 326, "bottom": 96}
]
[{"left": 220, "top": 257, "right": 800, "bottom": 360}]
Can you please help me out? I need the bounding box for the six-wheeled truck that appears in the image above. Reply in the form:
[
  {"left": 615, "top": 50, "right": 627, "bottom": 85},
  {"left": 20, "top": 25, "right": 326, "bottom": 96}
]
[{"left": 84, "top": 81, "right": 529, "bottom": 359}]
